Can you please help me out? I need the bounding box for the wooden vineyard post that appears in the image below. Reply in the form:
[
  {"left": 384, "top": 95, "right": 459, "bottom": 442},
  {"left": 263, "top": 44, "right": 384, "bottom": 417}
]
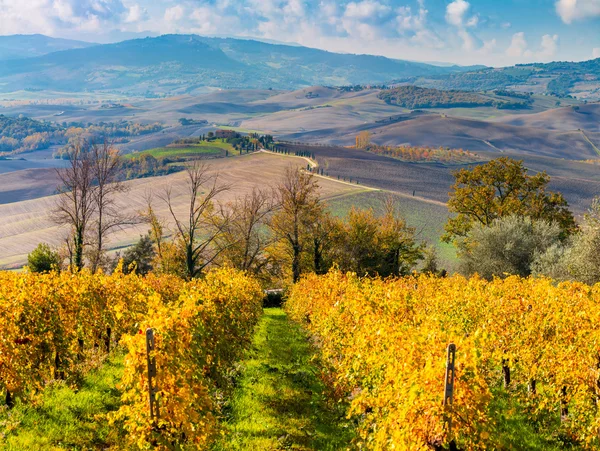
[
  {"left": 444, "top": 343, "right": 457, "bottom": 441},
  {"left": 146, "top": 328, "right": 159, "bottom": 423}
]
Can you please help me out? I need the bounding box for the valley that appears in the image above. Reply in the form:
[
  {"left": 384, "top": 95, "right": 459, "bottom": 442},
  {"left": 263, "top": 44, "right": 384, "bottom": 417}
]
[{"left": 1, "top": 34, "right": 599, "bottom": 272}]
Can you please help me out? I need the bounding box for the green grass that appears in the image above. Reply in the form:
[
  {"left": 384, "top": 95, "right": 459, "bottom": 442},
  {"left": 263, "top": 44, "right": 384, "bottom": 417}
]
[
  {"left": 125, "top": 140, "right": 234, "bottom": 159},
  {"left": 327, "top": 190, "right": 458, "bottom": 272},
  {"left": 214, "top": 308, "right": 355, "bottom": 451},
  {"left": 0, "top": 354, "right": 124, "bottom": 450},
  {"left": 486, "top": 390, "right": 569, "bottom": 451}
]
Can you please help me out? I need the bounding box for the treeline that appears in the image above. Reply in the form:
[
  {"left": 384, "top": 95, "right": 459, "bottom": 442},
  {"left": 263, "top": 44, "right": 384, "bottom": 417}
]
[
  {"left": 332, "top": 84, "right": 390, "bottom": 92},
  {"left": 493, "top": 89, "right": 533, "bottom": 100},
  {"left": 32, "top": 142, "right": 433, "bottom": 286},
  {"left": 265, "top": 144, "right": 315, "bottom": 159},
  {"left": 0, "top": 114, "right": 163, "bottom": 155},
  {"left": 120, "top": 154, "right": 182, "bottom": 180},
  {"left": 369, "top": 145, "right": 481, "bottom": 164},
  {"left": 378, "top": 85, "right": 530, "bottom": 109},
  {"left": 354, "top": 131, "right": 482, "bottom": 164},
  {"left": 0, "top": 115, "right": 61, "bottom": 153},
  {"left": 175, "top": 129, "right": 274, "bottom": 153},
  {"left": 443, "top": 157, "right": 600, "bottom": 285},
  {"left": 547, "top": 74, "right": 577, "bottom": 98}
]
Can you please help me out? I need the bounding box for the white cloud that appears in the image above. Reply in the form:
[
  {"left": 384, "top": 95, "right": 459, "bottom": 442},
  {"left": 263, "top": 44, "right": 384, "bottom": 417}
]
[
  {"left": 446, "top": 0, "right": 470, "bottom": 27},
  {"left": 479, "top": 39, "right": 497, "bottom": 55},
  {"left": 506, "top": 32, "right": 528, "bottom": 57},
  {"left": 164, "top": 5, "right": 184, "bottom": 23},
  {"left": 556, "top": 0, "right": 600, "bottom": 24},
  {"left": 341, "top": 1, "right": 395, "bottom": 40},
  {"left": 344, "top": 1, "right": 391, "bottom": 20},
  {"left": 466, "top": 15, "right": 479, "bottom": 27},
  {"left": 502, "top": 22, "right": 512, "bottom": 29},
  {"left": 444, "top": 0, "right": 480, "bottom": 52},
  {"left": 124, "top": 4, "right": 146, "bottom": 23},
  {"left": 593, "top": 48, "right": 600, "bottom": 58},
  {"left": 507, "top": 32, "right": 559, "bottom": 61},
  {"left": 0, "top": 0, "right": 126, "bottom": 35},
  {"left": 457, "top": 29, "right": 476, "bottom": 51},
  {"left": 539, "top": 34, "right": 559, "bottom": 59}
]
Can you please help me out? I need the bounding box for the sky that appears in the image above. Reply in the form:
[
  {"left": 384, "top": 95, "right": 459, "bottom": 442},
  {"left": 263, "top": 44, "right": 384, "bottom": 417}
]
[{"left": 0, "top": 0, "right": 599, "bottom": 66}]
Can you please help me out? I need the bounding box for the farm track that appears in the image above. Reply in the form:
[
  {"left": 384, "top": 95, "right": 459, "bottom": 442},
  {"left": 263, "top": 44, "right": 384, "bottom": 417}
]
[
  {"left": 215, "top": 308, "right": 354, "bottom": 450},
  {"left": 260, "top": 148, "right": 447, "bottom": 207}
]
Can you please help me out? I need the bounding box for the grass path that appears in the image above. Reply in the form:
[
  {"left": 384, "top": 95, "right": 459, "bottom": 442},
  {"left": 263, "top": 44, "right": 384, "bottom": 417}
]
[
  {"left": 215, "top": 308, "right": 354, "bottom": 451},
  {"left": 0, "top": 355, "right": 124, "bottom": 450}
]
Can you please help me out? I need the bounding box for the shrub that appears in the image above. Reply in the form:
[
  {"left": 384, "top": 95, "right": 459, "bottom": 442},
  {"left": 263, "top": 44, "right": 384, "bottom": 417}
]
[
  {"left": 27, "top": 243, "right": 61, "bottom": 273},
  {"left": 458, "top": 216, "right": 561, "bottom": 279}
]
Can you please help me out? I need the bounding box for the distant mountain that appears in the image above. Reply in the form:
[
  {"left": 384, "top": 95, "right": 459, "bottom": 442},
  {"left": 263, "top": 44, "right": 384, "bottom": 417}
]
[
  {"left": 0, "top": 34, "right": 94, "bottom": 61},
  {"left": 0, "top": 34, "right": 480, "bottom": 94}
]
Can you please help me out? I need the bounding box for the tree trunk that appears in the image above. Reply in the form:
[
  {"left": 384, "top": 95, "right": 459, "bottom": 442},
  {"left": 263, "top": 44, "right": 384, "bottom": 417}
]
[
  {"left": 313, "top": 238, "right": 323, "bottom": 275},
  {"left": 5, "top": 389, "right": 14, "bottom": 408},
  {"left": 502, "top": 359, "right": 511, "bottom": 388},
  {"left": 561, "top": 386, "right": 569, "bottom": 421},
  {"left": 73, "top": 226, "right": 84, "bottom": 270},
  {"left": 292, "top": 243, "right": 301, "bottom": 283},
  {"left": 529, "top": 378, "right": 537, "bottom": 395}
]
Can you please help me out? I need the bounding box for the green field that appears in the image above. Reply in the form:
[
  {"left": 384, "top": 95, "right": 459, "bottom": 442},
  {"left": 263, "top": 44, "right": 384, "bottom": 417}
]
[{"left": 125, "top": 140, "right": 235, "bottom": 159}]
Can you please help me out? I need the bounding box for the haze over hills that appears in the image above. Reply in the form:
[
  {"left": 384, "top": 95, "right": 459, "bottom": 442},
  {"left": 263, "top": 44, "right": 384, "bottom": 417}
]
[
  {"left": 0, "top": 34, "right": 598, "bottom": 100},
  {"left": 0, "top": 34, "right": 480, "bottom": 94},
  {"left": 0, "top": 35, "right": 94, "bottom": 61}
]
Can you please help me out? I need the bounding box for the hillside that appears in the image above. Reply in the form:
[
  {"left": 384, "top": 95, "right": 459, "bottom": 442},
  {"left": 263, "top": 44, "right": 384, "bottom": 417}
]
[
  {"left": 413, "top": 58, "right": 600, "bottom": 100},
  {"left": 0, "top": 34, "right": 480, "bottom": 94},
  {"left": 0, "top": 34, "right": 93, "bottom": 61},
  {"left": 282, "top": 112, "right": 600, "bottom": 160},
  {"left": 493, "top": 103, "right": 600, "bottom": 131},
  {"left": 378, "top": 86, "right": 530, "bottom": 109}
]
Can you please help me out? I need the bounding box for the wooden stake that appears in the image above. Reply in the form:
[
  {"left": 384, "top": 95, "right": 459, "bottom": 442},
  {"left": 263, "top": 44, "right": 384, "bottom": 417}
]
[
  {"left": 444, "top": 343, "right": 456, "bottom": 439},
  {"left": 146, "top": 328, "right": 159, "bottom": 422}
]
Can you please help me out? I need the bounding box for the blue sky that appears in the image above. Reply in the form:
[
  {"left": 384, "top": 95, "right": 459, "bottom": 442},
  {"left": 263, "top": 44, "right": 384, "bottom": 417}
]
[{"left": 0, "top": 0, "right": 599, "bottom": 66}]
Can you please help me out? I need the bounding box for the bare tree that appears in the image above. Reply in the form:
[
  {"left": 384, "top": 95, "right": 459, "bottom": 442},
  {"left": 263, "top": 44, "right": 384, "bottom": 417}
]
[
  {"left": 88, "top": 140, "right": 131, "bottom": 272},
  {"left": 142, "top": 192, "right": 167, "bottom": 260},
  {"left": 162, "top": 162, "right": 230, "bottom": 279},
  {"left": 53, "top": 141, "right": 96, "bottom": 271},
  {"left": 217, "top": 187, "right": 275, "bottom": 276},
  {"left": 269, "top": 166, "right": 322, "bottom": 283}
]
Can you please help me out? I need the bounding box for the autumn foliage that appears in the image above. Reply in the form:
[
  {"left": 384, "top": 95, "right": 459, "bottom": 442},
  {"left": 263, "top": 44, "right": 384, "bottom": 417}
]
[
  {"left": 286, "top": 270, "right": 600, "bottom": 449},
  {"left": 357, "top": 140, "right": 482, "bottom": 164},
  {"left": 0, "top": 267, "right": 263, "bottom": 450}
]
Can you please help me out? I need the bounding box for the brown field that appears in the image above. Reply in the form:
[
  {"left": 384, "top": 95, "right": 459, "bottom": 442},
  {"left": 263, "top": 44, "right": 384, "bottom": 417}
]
[
  {"left": 0, "top": 152, "right": 365, "bottom": 269},
  {"left": 0, "top": 168, "right": 60, "bottom": 204},
  {"left": 282, "top": 144, "right": 600, "bottom": 216}
]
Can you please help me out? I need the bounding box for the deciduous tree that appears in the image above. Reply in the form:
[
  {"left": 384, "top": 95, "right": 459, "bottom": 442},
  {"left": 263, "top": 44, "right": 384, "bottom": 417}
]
[
  {"left": 162, "top": 162, "right": 229, "bottom": 279},
  {"left": 53, "top": 141, "right": 96, "bottom": 271},
  {"left": 443, "top": 157, "right": 576, "bottom": 244},
  {"left": 269, "top": 167, "right": 322, "bottom": 283},
  {"left": 216, "top": 187, "right": 275, "bottom": 278}
]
